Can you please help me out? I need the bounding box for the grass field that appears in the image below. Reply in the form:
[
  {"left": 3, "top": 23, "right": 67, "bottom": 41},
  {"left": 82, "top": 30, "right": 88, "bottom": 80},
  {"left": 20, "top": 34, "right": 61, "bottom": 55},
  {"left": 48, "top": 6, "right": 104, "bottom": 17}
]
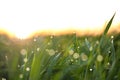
[{"left": 0, "top": 14, "right": 120, "bottom": 80}]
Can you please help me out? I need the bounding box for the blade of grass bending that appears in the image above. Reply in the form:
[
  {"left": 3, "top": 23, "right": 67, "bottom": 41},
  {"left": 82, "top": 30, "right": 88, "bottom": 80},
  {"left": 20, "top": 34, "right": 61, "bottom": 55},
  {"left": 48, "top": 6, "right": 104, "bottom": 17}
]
[{"left": 104, "top": 13, "right": 116, "bottom": 35}]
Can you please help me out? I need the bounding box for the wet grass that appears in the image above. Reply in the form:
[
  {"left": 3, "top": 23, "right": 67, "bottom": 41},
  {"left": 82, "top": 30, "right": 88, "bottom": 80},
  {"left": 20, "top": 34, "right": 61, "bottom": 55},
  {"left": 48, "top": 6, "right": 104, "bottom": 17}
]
[{"left": 0, "top": 14, "right": 120, "bottom": 80}]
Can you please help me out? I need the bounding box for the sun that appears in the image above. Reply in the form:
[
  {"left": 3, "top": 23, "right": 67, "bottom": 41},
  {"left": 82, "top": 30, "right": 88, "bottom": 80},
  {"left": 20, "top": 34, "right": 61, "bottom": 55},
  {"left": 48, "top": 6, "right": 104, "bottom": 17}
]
[
  {"left": 14, "top": 32, "right": 31, "bottom": 39},
  {"left": 0, "top": 0, "right": 120, "bottom": 39}
]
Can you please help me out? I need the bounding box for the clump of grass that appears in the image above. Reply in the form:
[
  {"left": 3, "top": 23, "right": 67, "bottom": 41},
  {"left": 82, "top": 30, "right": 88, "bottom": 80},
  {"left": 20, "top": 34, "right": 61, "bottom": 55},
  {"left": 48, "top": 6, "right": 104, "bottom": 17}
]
[{"left": 1, "top": 14, "right": 120, "bottom": 80}]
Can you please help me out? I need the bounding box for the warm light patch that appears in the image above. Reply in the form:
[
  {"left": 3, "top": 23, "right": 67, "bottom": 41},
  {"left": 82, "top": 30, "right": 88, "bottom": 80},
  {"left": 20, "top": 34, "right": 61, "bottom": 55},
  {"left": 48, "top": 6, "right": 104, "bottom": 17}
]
[
  {"left": 0, "top": 0, "right": 120, "bottom": 39},
  {"left": 0, "top": 29, "right": 15, "bottom": 38}
]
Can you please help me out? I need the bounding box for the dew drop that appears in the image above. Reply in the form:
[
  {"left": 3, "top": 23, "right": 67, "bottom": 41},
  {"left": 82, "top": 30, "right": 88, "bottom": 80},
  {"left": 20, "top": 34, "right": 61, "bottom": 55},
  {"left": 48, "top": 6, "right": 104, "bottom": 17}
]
[
  {"left": 107, "top": 62, "right": 110, "bottom": 65},
  {"left": 73, "top": 53, "right": 80, "bottom": 59},
  {"left": 5, "top": 56, "right": 8, "bottom": 61},
  {"left": 69, "top": 50, "right": 74, "bottom": 55},
  {"left": 26, "top": 67, "right": 30, "bottom": 71},
  {"left": 90, "top": 68, "right": 93, "bottom": 71},
  {"left": 50, "top": 35, "right": 53, "bottom": 39},
  {"left": 23, "top": 58, "right": 28, "bottom": 63},
  {"left": 31, "top": 51, "right": 34, "bottom": 53},
  {"left": 18, "top": 65, "right": 20, "bottom": 68},
  {"left": 89, "top": 46, "right": 93, "bottom": 51},
  {"left": 81, "top": 53, "right": 88, "bottom": 61},
  {"left": 2, "top": 78, "right": 6, "bottom": 80},
  {"left": 33, "top": 38, "right": 37, "bottom": 42},
  {"left": 97, "top": 54, "right": 103, "bottom": 62},
  {"left": 37, "top": 48, "right": 40, "bottom": 51},
  {"left": 47, "top": 42, "right": 50, "bottom": 45},
  {"left": 111, "top": 36, "right": 114, "bottom": 39},
  {"left": 96, "top": 41, "right": 99, "bottom": 44},
  {"left": 19, "top": 74, "right": 23, "bottom": 79},
  {"left": 46, "top": 49, "right": 55, "bottom": 56},
  {"left": 108, "top": 50, "right": 111, "bottom": 53},
  {"left": 71, "top": 59, "right": 74, "bottom": 62},
  {"left": 75, "top": 60, "right": 78, "bottom": 62},
  {"left": 20, "top": 49, "right": 27, "bottom": 56}
]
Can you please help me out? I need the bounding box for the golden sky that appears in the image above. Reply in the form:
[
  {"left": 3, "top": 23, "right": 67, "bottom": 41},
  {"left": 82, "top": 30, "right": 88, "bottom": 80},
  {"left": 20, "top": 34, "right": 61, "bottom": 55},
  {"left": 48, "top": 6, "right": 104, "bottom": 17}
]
[{"left": 0, "top": 0, "right": 120, "bottom": 39}]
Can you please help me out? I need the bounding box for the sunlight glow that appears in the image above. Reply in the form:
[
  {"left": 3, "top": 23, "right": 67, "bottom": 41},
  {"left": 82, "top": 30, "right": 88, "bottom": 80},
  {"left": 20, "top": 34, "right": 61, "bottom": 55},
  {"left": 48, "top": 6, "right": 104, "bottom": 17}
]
[{"left": 0, "top": 0, "right": 120, "bottom": 39}]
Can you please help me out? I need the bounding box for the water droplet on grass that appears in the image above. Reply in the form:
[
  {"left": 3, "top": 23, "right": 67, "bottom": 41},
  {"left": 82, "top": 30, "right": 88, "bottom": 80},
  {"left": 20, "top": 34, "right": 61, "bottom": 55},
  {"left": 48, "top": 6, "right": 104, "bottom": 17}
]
[
  {"left": 19, "top": 74, "right": 23, "bottom": 79},
  {"left": 47, "top": 42, "right": 51, "bottom": 45},
  {"left": 20, "top": 49, "right": 27, "bottom": 56},
  {"left": 2, "top": 78, "right": 6, "bottom": 80},
  {"left": 97, "top": 54, "right": 103, "bottom": 62},
  {"left": 33, "top": 38, "right": 37, "bottom": 42},
  {"left": 50, "top": 35, "right": 53, "bottom": 39},
  {"left": 37, "top": 48, "right": 40, "bottom": 51},
  {"left": 89, "top": 46, "right": 93, "bottom": 51},
  {"left": 73, "top": 53, "right": 80, "bottom": 59},
  {"left": 31, "top": 51, "right": 34, "bottom": 53},
  {"left": 81, "top": 53, "right": 88, "bottom": 61},
  {"left": 96, "top": 41, "right": 99, "bottom": 44},
  {"left": 26, "top": 67, "right": 30, "bottom": 71},
  {"left": 69, "top": 50, "right": 74, "bottom": 55},
  {"left": 5, "top": 56, "right": 8, "bottom": 61},
  {"left": 18, "top": 65, "right": 20, "bottom": 68},
  {"left": 71, "top": 59, "right": 74, "bottom": 62},
  {"left": 90, "top": 68, "right": 93, "bottom": 71},
  {"left": 75, "top": 60, "right": 78, "bottom": 62},
  {"left": 46, "top": 49, "right": 55, "bottom": 56},
  {"left": 108, "top": 50, "right": 111, "bottom": 53},
  {"left": 111, "top": 36, "right": 114, "bottom": 39},
  {"left": 23, "top": 58, "right": 28, "bottom": 63},
  {"left": 107, "top": 62, "right": 110, "bottom": 65}
]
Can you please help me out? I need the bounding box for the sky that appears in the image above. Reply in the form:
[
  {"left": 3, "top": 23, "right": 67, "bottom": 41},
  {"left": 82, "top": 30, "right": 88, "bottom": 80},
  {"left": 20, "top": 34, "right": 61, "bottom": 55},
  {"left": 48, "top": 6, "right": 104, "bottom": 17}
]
[{"left": 0, "top": 0, "right": 120, "bottom": 38}]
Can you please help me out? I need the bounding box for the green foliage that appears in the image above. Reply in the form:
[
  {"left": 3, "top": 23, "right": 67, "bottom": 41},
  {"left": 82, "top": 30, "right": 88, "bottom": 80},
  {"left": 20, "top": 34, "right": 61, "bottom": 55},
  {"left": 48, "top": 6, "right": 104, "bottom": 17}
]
[{"left": 0, "top": 14, "right": 120, "bottom": 80}]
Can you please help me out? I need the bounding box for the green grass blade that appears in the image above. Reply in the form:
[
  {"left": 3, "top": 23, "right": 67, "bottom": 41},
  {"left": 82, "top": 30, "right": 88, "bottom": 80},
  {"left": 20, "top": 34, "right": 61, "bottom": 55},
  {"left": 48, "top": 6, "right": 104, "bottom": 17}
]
[
  {"left": 100, "top": 13, "right": 115, "bottom": 48},
  {"left": 104, "top": 13, "right": 116, "bottom": 35}
]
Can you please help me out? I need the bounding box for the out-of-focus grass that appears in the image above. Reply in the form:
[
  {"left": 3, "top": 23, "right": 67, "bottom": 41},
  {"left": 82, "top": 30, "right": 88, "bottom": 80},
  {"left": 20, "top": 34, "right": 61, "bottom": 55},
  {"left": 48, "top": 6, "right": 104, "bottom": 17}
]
[{"left": 0, "top": 14, "right": 120, "bottom": 80}]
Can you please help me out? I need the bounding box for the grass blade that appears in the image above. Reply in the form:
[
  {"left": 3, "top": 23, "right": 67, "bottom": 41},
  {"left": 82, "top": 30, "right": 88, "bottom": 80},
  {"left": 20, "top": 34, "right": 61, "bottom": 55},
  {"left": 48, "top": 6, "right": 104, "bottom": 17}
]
[{"left": 104, "top": 13, "right": 116, "bottom": 35}]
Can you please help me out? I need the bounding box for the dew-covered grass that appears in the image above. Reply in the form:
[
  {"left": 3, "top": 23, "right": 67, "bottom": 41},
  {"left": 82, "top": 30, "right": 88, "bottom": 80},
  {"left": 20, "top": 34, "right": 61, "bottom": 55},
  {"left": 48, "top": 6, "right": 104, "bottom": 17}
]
[{"left": 0, "top": 14, "right": 120, "bottom": 80}]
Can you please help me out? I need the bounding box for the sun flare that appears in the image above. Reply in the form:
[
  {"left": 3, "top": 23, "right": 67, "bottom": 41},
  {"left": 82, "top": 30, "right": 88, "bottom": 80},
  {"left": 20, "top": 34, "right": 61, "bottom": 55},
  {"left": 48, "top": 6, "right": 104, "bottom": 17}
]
[{"left": 0, "top": 0, "right": 120, "bottom": 39}]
